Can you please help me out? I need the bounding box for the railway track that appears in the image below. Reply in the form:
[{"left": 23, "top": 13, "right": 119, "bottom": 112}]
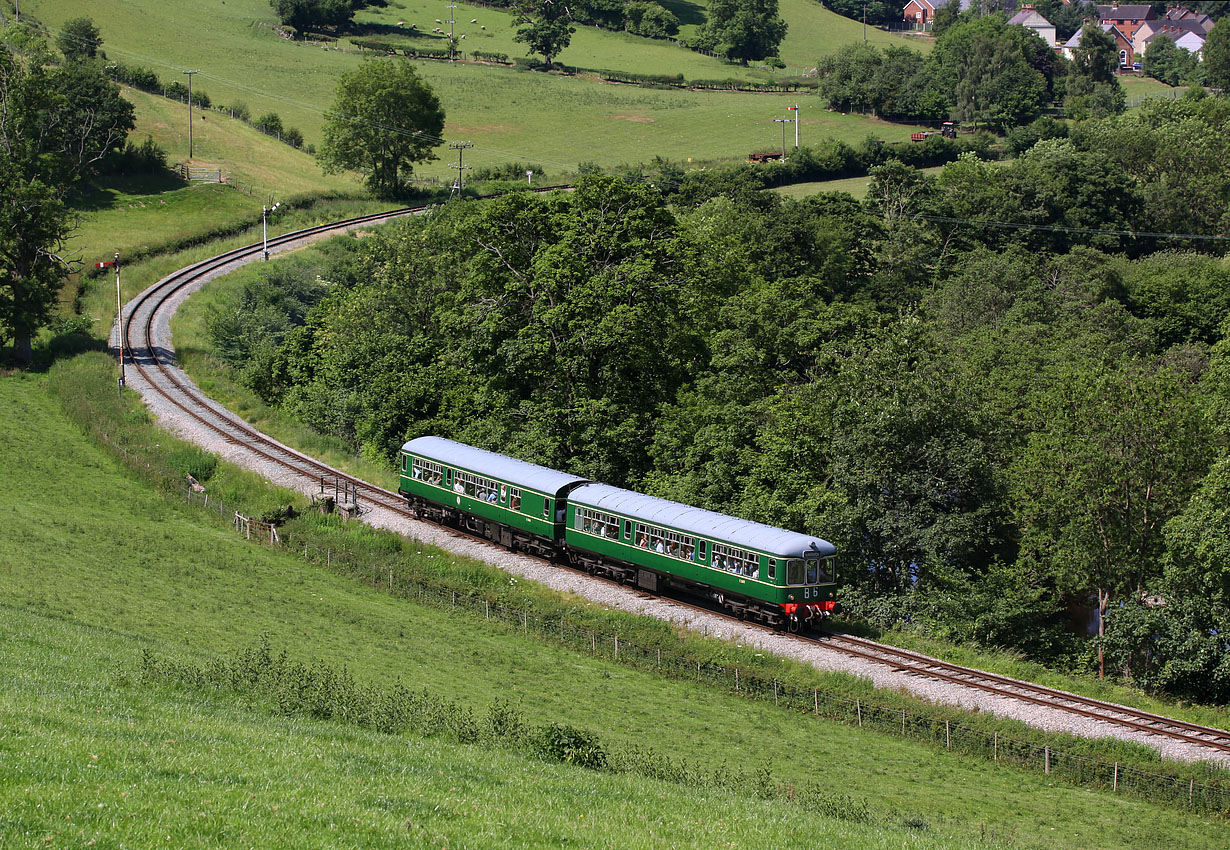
[{"left": 120, "top": 206, "right": 1230, "bottom": 762}]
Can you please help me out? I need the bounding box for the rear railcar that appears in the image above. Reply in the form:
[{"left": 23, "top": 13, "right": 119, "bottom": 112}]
[
  {"left": 565, "top": 483, "right": 837, "bottom": 629},
  {"left": 399, "top": 437, "right": 589, "bottom": 557}
]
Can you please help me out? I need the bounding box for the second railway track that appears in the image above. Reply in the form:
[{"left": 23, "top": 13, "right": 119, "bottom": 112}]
[{"left": 119, "top": 206, "right": 1230, "bottom": 767}]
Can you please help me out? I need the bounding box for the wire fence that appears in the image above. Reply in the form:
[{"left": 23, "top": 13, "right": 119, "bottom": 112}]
[{"left": 169, "top": 481, "right": 1230, "bottom": 817}]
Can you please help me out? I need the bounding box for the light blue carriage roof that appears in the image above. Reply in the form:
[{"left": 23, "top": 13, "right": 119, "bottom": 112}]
[
  {"left": 402, "top": 437, "right": 590, "bottom": 495},
  {"left": 569, "top": 483, "right": 836, "bottom": 559}
]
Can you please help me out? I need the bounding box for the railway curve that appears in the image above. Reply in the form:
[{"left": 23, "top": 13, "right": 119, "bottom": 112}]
[{"left": 115, "top": 204, "right": 1230, "bottom": 768}]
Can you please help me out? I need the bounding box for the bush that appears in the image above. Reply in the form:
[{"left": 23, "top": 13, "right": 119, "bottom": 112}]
[
  {"left": 531, "top": 722, "right": 609, "bottom": 770},
  {"left": 254, "top": 112, "right": 284, "bottom": 138},
  {"left": 226, "top": 101, "right": 251, "bottom": 122},
  {"left": 165, "top": 446, "right": 218, "bottom": 482},
  {"left": 102, "top": 136, "right": 169, "bottom": 176}
]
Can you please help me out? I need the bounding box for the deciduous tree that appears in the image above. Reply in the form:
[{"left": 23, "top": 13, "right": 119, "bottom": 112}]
[
  {"left": 693, "top": 0, "right": 787, "bottom": 64},
  {"left": 317, "top": 58, "right": 445, "bottom": 197},
  {"left": 513, "top": 0, "right": 576, "bottom": 67},
  {"left": 56, "top": 16, "right": 102, "bottom": 61}
]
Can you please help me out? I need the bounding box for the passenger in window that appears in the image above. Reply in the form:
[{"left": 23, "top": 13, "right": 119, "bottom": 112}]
[
  {"left": 683, "top": 546, "right": 693, "bottom": 560},
  {"left": 453, "top": 480, "right": 464, "bottom": 493},
  {"left": 638, "top": 534, "right": 648, "bottom": 548},
  {"left": 654, "top": 539, "right": 665, "bottom": 554},
  {"left": 488, "top": 491, "right": 498, "bottom": 503},
  {"left": 413, "top": 466, "right": 423, "bottom": 479}
]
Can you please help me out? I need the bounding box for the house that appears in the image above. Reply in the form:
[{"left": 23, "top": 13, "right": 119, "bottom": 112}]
[
  {"left": 1135, "top": 18, "right": 1209, "bottom": 59},
  {"left": 1007, "top": 4, "right": 1058, "bottom": 48},
  {"left": 1063, "top": 21, "right": 1136, "bottom": 67},
  {"left": 1163, "top": 5, "right": 1214, "bottom": 30},
  {"left": 903, "top": 0, "right": 970, "bottom": 26},
  {"left": 1095, "top": 4, "right": 1156, "bottom": 42}
]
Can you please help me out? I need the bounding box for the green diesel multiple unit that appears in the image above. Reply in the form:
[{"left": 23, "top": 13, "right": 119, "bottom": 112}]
[{"left": 399, "top": 436, "right": 837, "bottom": 628}]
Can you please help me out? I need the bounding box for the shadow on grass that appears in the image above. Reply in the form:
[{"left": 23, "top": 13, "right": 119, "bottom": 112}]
[
  {"left": 68, "top": 171, "right": 190, "bottom": 213},
  {"left": 658, "top": 0, "right": 707, "bottom": 27}
]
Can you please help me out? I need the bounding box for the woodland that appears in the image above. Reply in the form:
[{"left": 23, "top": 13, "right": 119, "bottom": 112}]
[{"left": 205, "top": 93, "right": 1230, "bottom": 705}]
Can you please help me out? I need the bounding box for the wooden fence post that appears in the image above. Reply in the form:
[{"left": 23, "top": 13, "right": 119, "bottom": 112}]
[
  {"left": 1113, "top": 763, "right": 1118, "bottom": 792},
  {"left": 1044, "top": 746, "right": 1050, "bottom": 775}
]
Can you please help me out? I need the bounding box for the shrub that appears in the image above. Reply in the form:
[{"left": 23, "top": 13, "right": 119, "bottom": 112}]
[{"left": 531, "top": 722, "right": 609, "bottom": 770}]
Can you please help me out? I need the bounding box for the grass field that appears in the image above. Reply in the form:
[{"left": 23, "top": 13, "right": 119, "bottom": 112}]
[
  {"left": 29, "top": 0, "right": 928, "bottom": 178},
  {"left": 2, "top": 362, "right": 1229, "bottom": 848}
]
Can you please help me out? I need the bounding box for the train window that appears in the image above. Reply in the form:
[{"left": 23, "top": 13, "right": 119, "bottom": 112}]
[
  {"left": 453, "top": 469, "right": 500, "bottom": 501},
  {"left": 401, "top": 454, "right": 407, "bottom": 472},
  {"left": 509, "top": 488, "right": 522, "bottom": 511},
  {"left": 698, "top": 541, "right": 707, "bottom": 561},
  {"left": 767, "top": 557, "right": 776, "bottom": 580},
  {"left": 543, "top": 498, "right": 551, "bottom": 519},
  {"left": 578, "top": 507, "right": 623, "bottom": 538},
  {"left": 805, "top": 559, "right": 819, "bottom": 584},
  {"left": 624, "top": 519, "right": 633, "bottom": 540},
  {"left": 412, "top": 458, "right": 444, "bottom": 485},
  {"left": 634, "top": 522, "right": 694, "bottom": 560},
  {"left": 787, "top": 559, "right": 805, "bottom": 585},
  {"left": 713, "top": 544, "right": 757, "bottom": 576}
]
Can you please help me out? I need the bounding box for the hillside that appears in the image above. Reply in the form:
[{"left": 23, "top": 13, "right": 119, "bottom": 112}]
[
  {"left": 1, "top": 351, "right": 1227, "bottom": 848},
  {"left": 29, "top": 0, "right": 928, "bottom": 178}
]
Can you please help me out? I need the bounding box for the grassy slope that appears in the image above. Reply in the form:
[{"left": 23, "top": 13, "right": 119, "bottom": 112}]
[
  {"left": 3, "top": 607, "right": 939, "bottom": 850},
  {"left": 2, "top": 364, "right": 1228, "bottom": 849},
  {"left": 64, "top": 86, "right": 370, "bottom": 269},
  {"left": 30, "top": 0, "right": 926, "bottom": 177}
]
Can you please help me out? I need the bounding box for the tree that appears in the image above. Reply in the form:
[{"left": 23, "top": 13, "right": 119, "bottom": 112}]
[
  {"left": 1072, "top": 23, "right": 1119, "bottom": 84},
  {"left": 1202, "top": 18, "right": 1230, "bottom": 91},
  {"left": 56, "top": 16, "right": 102, "bottom": 61},
  {"left": 1143, "top": 34, "right": 1196, "bottom": 86},
  {"left": 317, "top": 59, "right": 445, "bottom": 197},
  {"left": 1010, "top": 365, "right": 1210, "bottom": 677},
  {"left": 0, "top": 45, "right": 134, "bottom": 362},
  {"left": 513, "top": 0, "right": 576, "bottom": 67},
  {"left": 693, "top": 0, "right": 787, "bottom": 64},
  {"left": 269, "top": 0, "right": 362, "bottom": 32}
]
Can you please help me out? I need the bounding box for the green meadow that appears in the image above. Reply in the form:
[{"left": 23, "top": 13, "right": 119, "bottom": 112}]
[
  {"left": 1, "top": 354, "right": 1227, "bottom": 849},
  {"left": 30, "top": 0, "right": 927, "bottom": 178}
]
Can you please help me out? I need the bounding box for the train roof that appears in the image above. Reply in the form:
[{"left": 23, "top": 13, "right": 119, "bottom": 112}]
[
  {"left": 402, "top": 437, "right": 590, "bottom": 495},
  {"left": 569, "top": 483, "right": 836, "bottom": 558}
]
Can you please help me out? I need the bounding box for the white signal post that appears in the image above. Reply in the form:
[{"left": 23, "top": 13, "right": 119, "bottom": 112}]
[
  {"left": 262, "top": 202, "right": 280, "bottom": 260},
  {"left": 98, "top": 254, "right": 123, "bottom": 392},
  {"left": 789, "top": 104, "right": 799, "bottom": 148}
]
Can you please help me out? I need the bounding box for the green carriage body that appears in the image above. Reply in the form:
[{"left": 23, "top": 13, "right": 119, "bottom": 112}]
[
  {"left": 565, "top": 483, "right": 837, "bottom": 616},
  {"left": 398, "top": 437, "right": 587, "bottom": 544},
  {"left": 397, "top": 437, "right": 837, "bottom": 625}
]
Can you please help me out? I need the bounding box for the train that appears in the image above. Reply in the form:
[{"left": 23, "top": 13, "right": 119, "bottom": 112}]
[{"left": 397, "top": 437, "right": 837, "bottom": 630}]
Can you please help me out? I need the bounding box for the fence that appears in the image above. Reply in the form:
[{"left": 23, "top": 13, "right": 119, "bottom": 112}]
[
  {"left": 165, "top": 476, "right": 1230, "bottom": 816},
  {"left": 179, "top": 165, "right": 223, "bottom": 183},
  {"left": 234, "top": 512, "right": 280, "bottom": 544},
  {"left": 1126, "top": 90, "right": 1184, "bottom": 108}
]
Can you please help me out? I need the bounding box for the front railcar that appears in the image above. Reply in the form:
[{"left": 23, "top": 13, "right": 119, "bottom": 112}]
[{"left": 565, "top": 483, "right": 837, "bottom": 629}]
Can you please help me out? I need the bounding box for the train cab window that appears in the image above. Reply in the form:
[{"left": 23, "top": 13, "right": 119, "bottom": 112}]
[
  {"left": 808, "top": 557, "right": 834, "bottom": 583},
  {"left": 787, "top": 559, "right": 805, "bottom": 586}
]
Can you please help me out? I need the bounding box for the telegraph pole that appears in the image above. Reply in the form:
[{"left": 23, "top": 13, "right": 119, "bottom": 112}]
[
  {"left": 183, "top": 70, "right": 200, "bottom": 160},
  {"left": 446, "top": 3, "right": 457, "bottom": 59},
  {"left": 774, "top": 117, "right": 790, "bottom": 159},
  {"left": 448, "top": 141, "right": 473, "bottom": 199}
]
